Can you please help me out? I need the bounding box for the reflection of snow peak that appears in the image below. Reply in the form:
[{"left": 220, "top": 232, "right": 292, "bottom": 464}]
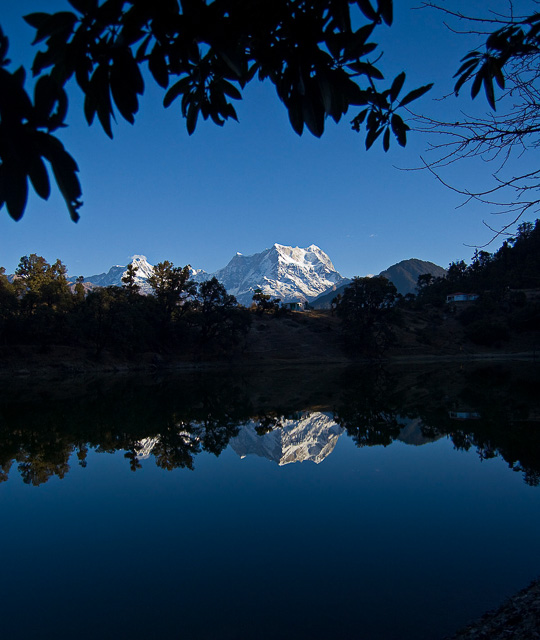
[
  {"left": 135, "top": 437, "right": 159, "bottom": 459},
  {"left": 230, "top": 412, "right": 344, "bottom": 465},
  {"left": 132, "top": 413, "right": 343, "bottom": 466}
]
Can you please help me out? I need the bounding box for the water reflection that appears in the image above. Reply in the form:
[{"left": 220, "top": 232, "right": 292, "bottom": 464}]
[
  {"left": 1, "top": 362, "right": 539, "bottom": 485},
  {"left": 230, "top": 412, "right": 344, "bottom": 465}
]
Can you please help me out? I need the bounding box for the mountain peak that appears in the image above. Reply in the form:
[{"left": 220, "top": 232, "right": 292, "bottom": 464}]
[
  {"left": 379, "top": 259, "right": 447, "bottom": 295},
  {"left": 130, "top": 254, "right": 149, "bottom": 264},
  {"left": 310, "top": 257, "right": 446, "bottom": 308},
  {"left": 212, "top": 243, "right": 346, "bottom": 305}
]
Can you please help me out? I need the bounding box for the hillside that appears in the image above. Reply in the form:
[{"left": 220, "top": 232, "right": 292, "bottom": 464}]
[
  {"left": 311, "top": 258, "right": 446, "bottom": 308},
  {"left": 379, "top": 259, "right": 447, "bottom": 295},
  {"left": 1, "top": 223, "right": 538, "bottom": 375},
  {"left": 1, "top": 302, "right": 538, "bottom": 378}
]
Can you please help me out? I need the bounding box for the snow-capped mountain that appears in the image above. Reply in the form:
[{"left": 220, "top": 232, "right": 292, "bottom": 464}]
[
  {"left": 230, "top": 412, "right": 344, "bottom": 466},
  {"left": 72, "top": 255, "right": 156, "bottom": 293},
  {"left": 71, "top": 244, "right": 348, "bottom": 306},
  {"left": 207, "top": 243, "right": 348, "bottom": 306}
]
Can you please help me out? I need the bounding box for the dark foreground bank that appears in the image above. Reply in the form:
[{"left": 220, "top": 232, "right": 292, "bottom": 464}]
[{"left": 446, "top": 579, "right": 540, "bottom": 639}]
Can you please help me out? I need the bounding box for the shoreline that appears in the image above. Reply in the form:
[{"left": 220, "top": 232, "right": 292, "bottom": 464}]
[
  {"left": 0, "top": 348, "right": 537, "bottom": 379},
  {"left": 445, "top": 578, "right": 540, "bottom": 640},
  {"left": 0, "top": 347, "right": 538, "bottom": 638}
]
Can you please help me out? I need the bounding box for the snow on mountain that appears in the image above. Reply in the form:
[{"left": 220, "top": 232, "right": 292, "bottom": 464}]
[
  {"left": 208, "top": 243, "right": 348, "bottom": 306},
  {"left": 130, "top": 254, "right": 156, "bottom": 280},
  {"left": 124, "top": 255, "right": 156, "bottom": 293},
  {"left": 229, "top": 411, "right": 344, "bottom": 466},
  {"left": 76, "top": 264, "right": 126, "bottom": 287},
  {"left": 71, "top": 255, "right": 154, "bottom": 292},
  {"left": 73, "top": 244, "right": 347, "bottom": 306},
  {"left": 72, "top": 255, "right": 205, "bottom": 294}
]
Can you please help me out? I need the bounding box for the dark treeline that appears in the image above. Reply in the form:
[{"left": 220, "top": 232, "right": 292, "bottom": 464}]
[
  {"left": 1, "top": 220, "right": 539, "bottom": 365},
  {"left": 416, "top": 220, "right": 540, "bottom": 300},
  {"left": 0, "top": 364, "right": 539, "bottom": 487},
  {"left": 415, "top": 220, "right": 540, "bottom": 346},
  {"left": 0, "top": 255, "right": 251, "bottom": 357},
  {"left": 412, "top": 220, "right": 540, "bottom": 346},
  {"left": 335, "top": 364, "right": 540, "bottom": 487},
  {"left": 0, "top": 367, "right": 343, "bottom": 485},
  {"left": 334, "top": 274, "right": 400, "bottom": 357},
  {"left": 334, "top": 220, "right": 540, "bottom": 353},
  {"left": 0, "top": 372, "right": 254, "bottom": 485}
]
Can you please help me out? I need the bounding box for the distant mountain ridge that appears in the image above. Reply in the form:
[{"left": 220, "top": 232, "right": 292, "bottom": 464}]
[
  {"left": 379, "top": 259, "right": 447, "bottom": 295},
  {"left": 67, "top": 249, "right": 446, "bottom": 307},
  {"left": 80, "top": 254, "right": 155, "bottom": 293},
  {"left": 71, "top": 244, "right": 349, "bottom": 306},
  {"left": 311, "top": 258, "right": 447, "bottom": 308}
]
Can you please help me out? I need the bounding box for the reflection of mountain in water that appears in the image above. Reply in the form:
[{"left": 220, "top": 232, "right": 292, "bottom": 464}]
[
  {"left": 1, "top": 363, "right": 539, "bottom": 485},
  {"left": 136, "top": 437, "right": 160, "bottom": 459},
  {"left": 396, "top": 417, "right": 443, "bottom": 446},
  {"left": 134, "top": 414, "right": 439, "bottom": 465},
  {"left": 230, "top": 412, "right": 344, "bottom": 466}
]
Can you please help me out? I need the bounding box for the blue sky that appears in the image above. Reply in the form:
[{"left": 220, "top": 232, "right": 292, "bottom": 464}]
[{"left": 1, "top": 0, "right": 536, "bottom": 278}]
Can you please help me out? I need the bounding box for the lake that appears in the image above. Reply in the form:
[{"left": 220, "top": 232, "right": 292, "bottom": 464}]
[{"left": 1, "top": 362, "right": 539, "bottom": 639}]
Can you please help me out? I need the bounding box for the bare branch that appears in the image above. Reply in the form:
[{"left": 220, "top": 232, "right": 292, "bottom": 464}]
[{"left": 407, "top": 4, "right": 540, "bottom": 241}]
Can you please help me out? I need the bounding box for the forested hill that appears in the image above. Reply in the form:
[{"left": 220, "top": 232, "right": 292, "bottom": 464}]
[
  {"left": 417, "top": 220, "right": 540, "bottom": 302},
  {"left": 379, "top": 259, "right": 447, "bottom": 295},
  {"left": 311, "top": 258, "right": 446, "bottom": 308}
]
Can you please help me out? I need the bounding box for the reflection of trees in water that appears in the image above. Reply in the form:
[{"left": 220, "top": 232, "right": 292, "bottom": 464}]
[
  {"left": 253, "top": 412, "right": 285, "bottom": 436},
  {"left": 0, "top": 364, "right": 539, "bottom": 485},
  {"left": 334, "top": 366, "right": 406, "bottom": 447},
  {"left": 333, "top": 364, "right": 540, "bottom": 486},
  {"left": 0, "top": 374, "right": 251, "bottom": 485},
  {"left": 142, "top": 422, "right": 202, "bottom": 471},
  {"left": 409, "top": 365, "right": 540, "bottom": 487},
  {"left": 0, "top": 415, "right": 80, "bottom": 486}
]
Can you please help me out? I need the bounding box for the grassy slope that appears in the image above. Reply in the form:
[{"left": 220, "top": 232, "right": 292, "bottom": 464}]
[{"left": 1, "top": 302, "right": 538, "bottom": 377}]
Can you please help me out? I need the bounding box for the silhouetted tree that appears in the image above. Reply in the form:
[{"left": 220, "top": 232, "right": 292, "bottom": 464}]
[
  {"left": 415, "top": 4, "right": 540, "bottom": 232},
  {"left": 193, "top": 277, "right": 249, "bottom": 346},
  {"left": 148, "top": 261, "right": 195, "bottom": 318},
  {"left": 74, "top": 275, "right": 86, "bottom": 303},
  {"left": 416, "top": 273, "right": 434, "bottom": 291},
  {"left": 121, "top": 262, "right": 140, "bottom": 297},
  {"left": 0, "top": 1, "right": 438, "bottom": 221},
  {"left": 252, "top": 288, "right": 280, "bottom": 314},
  {"left": 3, "top": 2, "right": 536, "bottom": 226},
  {"left": 335, "top": 275, "right": 398, "bottom": 355}
]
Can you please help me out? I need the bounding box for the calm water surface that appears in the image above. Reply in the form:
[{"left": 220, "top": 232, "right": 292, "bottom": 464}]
[{"left": 1, "top": 363, "right": 539, "bottom": 640}]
